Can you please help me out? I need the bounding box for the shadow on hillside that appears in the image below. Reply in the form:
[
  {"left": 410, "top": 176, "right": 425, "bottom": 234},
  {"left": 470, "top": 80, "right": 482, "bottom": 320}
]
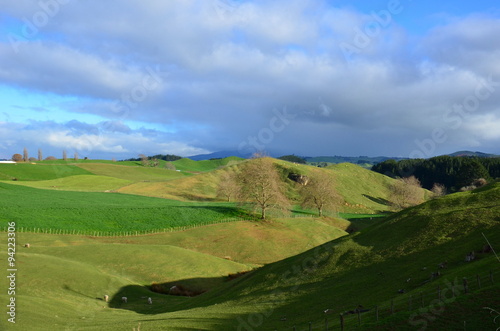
[
  {"left": 174, "top": 205, "right": 252, "bottom": 220},
  {"left": 108, "top": 273, "right": 253, "bottom": 315},
  {"left": 362, "top": 194, "right": 391, "bottom": 206}
]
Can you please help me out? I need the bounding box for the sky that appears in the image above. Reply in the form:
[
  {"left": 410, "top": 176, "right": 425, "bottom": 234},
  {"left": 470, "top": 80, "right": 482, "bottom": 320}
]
[{"left": 0, "top": 0, "right": 499, "bottom": 160}]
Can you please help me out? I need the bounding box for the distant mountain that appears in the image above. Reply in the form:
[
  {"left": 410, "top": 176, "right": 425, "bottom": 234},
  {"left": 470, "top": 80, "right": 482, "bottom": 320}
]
[
  {"left": 187, "top": 150, "right": 499, "bottom": 162},
  {"left": 304, "top": 155, "right": 408, "bottom": 166},
  {"left": 448, "top": 151, "right": 500, "bottom": 158},
  {"left": 187, "top": 150, "right": 252, "bottom": 161}
]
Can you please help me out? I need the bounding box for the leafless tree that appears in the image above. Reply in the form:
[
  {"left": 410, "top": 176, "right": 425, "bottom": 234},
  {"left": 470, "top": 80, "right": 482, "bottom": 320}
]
[
  {"left": 23, "top": 148, "right": 28, "bottom": 162},
  {"left": 390, "top": 176, "right": 424, "bottom": 210},
  {"left": 38, "top": 149, "right": 43, "bottom": 162},
  {"left": 164, "top": 162, "right": 176, "bottom": 171},
  {"left": 237, "top": 158, "right": 290, "bottom": 220},
  {"left": 217, "top": 170, "right": 239, "bottom": 202},
  {"left": 62, "top": 150, "right": 67, "bottom": 161},
  {"left": 431, "top": 183, "right": 447, "bottom": 198},
  {"left": 300, "top": 170, "right": 341, "bottom": 217},
  {"left": 139, "top": 154, "right": 148, "bottom": 166}
]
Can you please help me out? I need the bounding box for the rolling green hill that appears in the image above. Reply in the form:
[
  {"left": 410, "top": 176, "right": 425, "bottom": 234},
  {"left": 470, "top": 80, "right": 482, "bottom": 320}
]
[
  {"left": 171, "top": 156, "right": 244, "bottom": 173},
  {"left": 76, "top": 163, "right": 187, "bottom": 182},
  {"left": 118, "top": 158, "right": 408, "bottom": 214},
  {"left": 0, "top": 163, "right": 92, "bottom": 181},
  {"left": 1, "top": 183, "right": 497, "bottom": 330},
  {"left": 4, "top": 175, "right": 132, "bottom": 192},
  {"left": 0, "top": 182, "right": 243, "bottom": 232}
]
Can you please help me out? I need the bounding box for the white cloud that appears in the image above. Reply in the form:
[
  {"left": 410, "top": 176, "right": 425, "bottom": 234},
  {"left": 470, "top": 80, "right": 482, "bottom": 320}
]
[{"left": 0, "top": 1, "right": 499, "bottom": 157}]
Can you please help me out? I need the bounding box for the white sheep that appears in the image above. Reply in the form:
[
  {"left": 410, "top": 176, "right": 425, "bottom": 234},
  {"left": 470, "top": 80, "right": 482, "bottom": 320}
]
[
  {"left": 121, "top": 296, "right": 128, "bottom": 303},
  {"left": 147, "top": 297, "right": 152, "bottom": 305},
  {"left": 24, "top": 243, "right": 30, "bottom": 248},
  {"left": 104, "top": 295, "right": 109, "bottom": 302}
]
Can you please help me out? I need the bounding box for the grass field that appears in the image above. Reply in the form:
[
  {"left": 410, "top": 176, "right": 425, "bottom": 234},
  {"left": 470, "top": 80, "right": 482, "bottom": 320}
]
[
  {"left": 0, "top": 182, "right": 244, "bottom": 232},
  {"left": 0, "top": 183, "right": 497, "bottom": 330},
  {"left": 0, "top": 159, "right": 497, "bottom": 330},
  {"left": 0, "top": 163, "right": 93, "bottom": 181}
]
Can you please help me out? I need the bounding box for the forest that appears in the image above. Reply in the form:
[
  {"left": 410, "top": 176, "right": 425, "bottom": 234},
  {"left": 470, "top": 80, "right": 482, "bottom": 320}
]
[{"left": 372, "top": 156, "right": 500, "bottom": 191}]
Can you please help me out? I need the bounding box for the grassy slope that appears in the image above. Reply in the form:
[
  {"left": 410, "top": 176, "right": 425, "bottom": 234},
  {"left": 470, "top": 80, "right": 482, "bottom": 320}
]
[
  {"left": 3, "top": 175, "right": 132, "bottom": 192},
  {"left": 3, "top": 185, "right": 497, "bottom": 330},
  {"left": 0, "top": 182, "right": 242, "bottom": 231},
  {"left": 0, "top": 163, "right": 92, "bottom": 181},
  {"left": 1, "top": 217, "right": 349, "bottom": 331},
  {"left": 76, "top": 163, "right": 187, "bottom": 182},
  {"left": 118, "top": 159, "right": 404, "bottom": 214},
  {"left": 194, "top": 182, "right": 499, "bottom": 329},
  {"left": 97, "top": 217, "right": 348, "bottom": 265},
  {"left": 171, "top": 156, "right": 244, "bottom": 173}
]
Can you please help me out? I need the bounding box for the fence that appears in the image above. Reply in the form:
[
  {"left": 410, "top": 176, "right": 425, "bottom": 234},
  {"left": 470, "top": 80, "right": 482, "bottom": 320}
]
[
  {"left": 0, "top": 217, "right": 245, "bottom": 237},
  {"left": 271, "top": 268, "right": 500, "bottom": 330}
]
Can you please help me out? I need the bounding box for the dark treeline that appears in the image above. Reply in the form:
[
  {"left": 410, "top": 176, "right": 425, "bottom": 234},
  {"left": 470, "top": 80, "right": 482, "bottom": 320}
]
[
  {"left": 372, "top": 156, "right": 500, "bottom": 191},
  {"left": 124, "top": 154, "right": 182, "bottom": 162}
]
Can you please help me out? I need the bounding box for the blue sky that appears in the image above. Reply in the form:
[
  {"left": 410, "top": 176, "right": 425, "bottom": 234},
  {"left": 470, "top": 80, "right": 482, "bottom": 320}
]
[{"left": 0, "top": 0, "right": 499, "bottom": 160}]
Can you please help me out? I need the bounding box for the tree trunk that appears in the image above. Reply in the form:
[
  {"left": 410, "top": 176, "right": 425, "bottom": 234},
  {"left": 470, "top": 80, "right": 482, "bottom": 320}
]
[
  {"left": 319, "top": 207, "right": 323, "bottom": 217},
  {"left": 261, "top": 206, "right": 266, "bottom": 220}
]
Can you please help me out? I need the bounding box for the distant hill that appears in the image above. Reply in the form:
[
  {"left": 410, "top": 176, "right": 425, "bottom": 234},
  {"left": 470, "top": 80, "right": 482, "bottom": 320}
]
[
  {"left": 187, "top": 150, "right": 252, "bottom": 160},
  {"left": 448, "top": 150, "right": 500, "bottom": 158}
]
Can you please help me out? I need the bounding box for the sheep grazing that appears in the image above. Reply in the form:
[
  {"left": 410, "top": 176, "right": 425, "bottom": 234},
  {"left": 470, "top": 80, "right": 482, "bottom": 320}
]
[
  {"left": 121, "top": 297, "right": 128, "bottom": 303},
  {"left": 104, "top": 295, "right": 109, "bottom": 303},
  {"left": 24, "top": 243, "right": 30, "bottom": 248},
  {"left": 465, "top": 251, "right": 476, "bottom": 262},
  {"left": 147, "top": 297, "right": 152, "bottom": 305},
  {"left": 438, "top": 261, "right": 447, "bottom": 269}
]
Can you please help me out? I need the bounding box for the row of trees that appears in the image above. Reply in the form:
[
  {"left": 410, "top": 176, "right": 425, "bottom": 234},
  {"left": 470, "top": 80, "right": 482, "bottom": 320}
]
[
  {"left": 217, "top": 157, "right": 341, "bottom": 219},
  {"left": 218, "top": 158, "right": 428, "bottom": 220},
  {"left": 372, "top": 156, "right": 499, "bottom": 192},
  {"left": 11, "top": 148, "right": 76, "bottom": 162}
]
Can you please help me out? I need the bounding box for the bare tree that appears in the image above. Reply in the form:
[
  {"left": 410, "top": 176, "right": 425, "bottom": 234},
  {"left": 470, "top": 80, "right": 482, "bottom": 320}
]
[
  {"left": 431, "top": 183, "right": 447, "bottom": 198},
  {"left": 139, "top": 154, "right": 149, "bottom": 166},
  {"left": 62, "top": 150, "right": 67, "bottom": 161},
  {"left": 23, "top": 148, "right": 28, "bottom": 162},
  {"left": 237, "top": 158, "right": 290, "bottom": 220},
  {"left": 300, "top": 170, "right": 341, "bottom": 217},
  {"left": 390, "top": 176, "right": 424, "bottom": 210},
  {"left": 217, "top": 171, "right": 239, "bottom": 202},
  {"left": 38, "top": 149, "right": 43, "bottom": 162},
  {"left": 164, "top": 162, "right": 176, "bottom": 171}
]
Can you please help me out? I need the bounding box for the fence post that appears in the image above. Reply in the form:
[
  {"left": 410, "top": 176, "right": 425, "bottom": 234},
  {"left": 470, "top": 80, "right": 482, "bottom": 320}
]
[
  {"left": 477, "top": 274, "right": 481, "bottom": 289},
  {"left": 340, "top": 314, "right": 344, "bottom": 331},
  {"left": 463, "top": 277, "right": 468, "bottom": 294}
]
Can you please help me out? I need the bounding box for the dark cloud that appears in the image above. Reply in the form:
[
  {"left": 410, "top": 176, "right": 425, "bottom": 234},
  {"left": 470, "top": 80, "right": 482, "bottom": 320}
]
[{"left": 0, "top": 0, "right": 499, "bottom": 159}]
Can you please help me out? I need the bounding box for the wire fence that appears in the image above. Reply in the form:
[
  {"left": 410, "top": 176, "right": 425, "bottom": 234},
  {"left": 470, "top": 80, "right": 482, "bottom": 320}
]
[
  {"left": 272, "top": 268, "right": 500, "bottom": 331},
  {"left": 0, "top": 217, "right": 246, "bottom": 237}
]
